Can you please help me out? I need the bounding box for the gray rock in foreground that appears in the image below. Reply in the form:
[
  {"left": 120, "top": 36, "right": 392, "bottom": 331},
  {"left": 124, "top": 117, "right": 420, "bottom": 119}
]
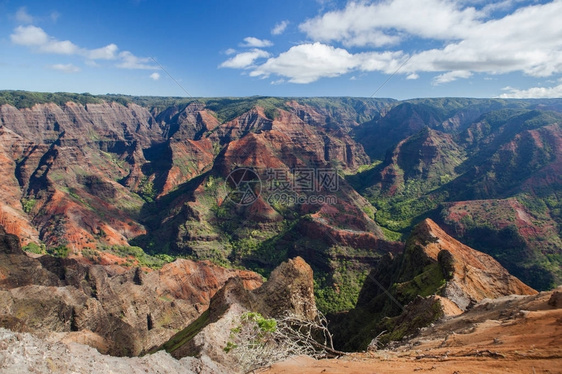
[{"left": 0, "top": 328, "right": 228, "bottom": 374}]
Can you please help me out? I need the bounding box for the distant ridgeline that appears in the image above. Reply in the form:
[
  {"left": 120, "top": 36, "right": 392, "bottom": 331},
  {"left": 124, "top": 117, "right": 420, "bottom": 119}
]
[{"left": 0, "top": 90, "right": 561, "bottom": 312}]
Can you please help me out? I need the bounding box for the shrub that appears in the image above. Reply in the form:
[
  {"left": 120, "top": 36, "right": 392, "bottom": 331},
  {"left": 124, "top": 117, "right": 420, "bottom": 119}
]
[
  {"left": 22, "top": 242, "right": 46, "bottom": 254},
  {"left": 47, "top": 245, "right": 70, "bottom": 258},
  {"left": 225, "top": 304, "right": 338, "bottom": 372}
]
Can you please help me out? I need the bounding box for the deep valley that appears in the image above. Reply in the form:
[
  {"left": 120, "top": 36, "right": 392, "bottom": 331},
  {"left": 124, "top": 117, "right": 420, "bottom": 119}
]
[{"left": 0, "top": 91, "right": 561, "bottom": 373}]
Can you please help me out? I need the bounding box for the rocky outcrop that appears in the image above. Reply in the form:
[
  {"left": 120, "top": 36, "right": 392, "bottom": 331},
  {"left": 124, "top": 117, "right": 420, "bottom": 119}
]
[
  {"left": 159, "top": 257, "right": 317, "bottom": 365},
  {"left": 548, "top": 287, "right": 562, "bottom": 307},
  {"left": 252, "top": 257, "right": 317, "bottom": 320},
  {"left": 331, "top": 219, "right": 536, "bottom": 351},
  {"left": 404, "top": 219, "right": 536, "bottom": 311},
  {"left": 0, "top": 102, "right": 162, "bottom": 147},
  {"left": 0, "top": 328, "right": 229, "bottom": 374},
  {"left": 0, "top": 226, "right": 263, "bottom": 356}
]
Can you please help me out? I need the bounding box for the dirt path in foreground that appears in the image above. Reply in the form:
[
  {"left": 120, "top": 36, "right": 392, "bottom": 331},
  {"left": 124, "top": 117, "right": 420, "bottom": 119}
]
[
  {"left": 263, "top": 355, "right": 561, "bottom": 374},
  {"left": 263, "top": 290, "right": 562, "bottom": 374}
]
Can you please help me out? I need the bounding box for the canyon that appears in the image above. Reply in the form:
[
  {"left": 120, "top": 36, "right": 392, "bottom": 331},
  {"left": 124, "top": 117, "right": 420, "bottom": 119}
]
[{"left": 0, "top": 91, "right": 561, "bottom": 372}]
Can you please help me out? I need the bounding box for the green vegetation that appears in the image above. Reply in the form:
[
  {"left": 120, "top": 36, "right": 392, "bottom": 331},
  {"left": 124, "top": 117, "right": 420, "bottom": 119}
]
[
  {"left": 101, "top": 245, "right": 174, "bottom": 269},
  {"left": 237, "top": 312, "right": 277, "bottom": 334},
  {"left": 225, "top": 312, "right": 277, "bottom": 354},
  {"left": 380, "top": 297, "right": 444, "bottom": 343},
  {"left": 5, "top": 92, "right": 562, "bottom": 335},
  {"left": 203, "top": 96, "right": 287, "bottom": 122},
  {"left": 100, "top": 150, "right": 128, "bottom": 172},
  {"left": 328, "top": 229, "right": 450, "bottom": 351},
  {"left": 138, "top": 177, "right": 157, "bottom": 203},
  {"left": 393, "top": 262, "right": 445, "bottom": 300},
  {"left": 22, "top": 242, "right": 46, "bottom": 254},
  {"left": 21, "top": 198, "right": 37, "bottom": 214},
  {"left": 46, "top": 245, "right": 70, "bottom": 258},
  {"left": 380, "top": 226, "right": 403, "bottom": 241},
  {"left": 314, "top": 267, "right": 368, "bottom": 314},
  {"left": 373, "top": 194, "right": 444, "bottom": 232},
  {"left": 438, "top": 193, "right": 562, "bottom": 290},
  {"left": 81, "top": 248, "right": 101, "bottom": 262},
  {"left": 158, "top": 310, "right": 210, "bottom": 354},
  {"left": 0, "top": 90, "right": 103, "bottom": 108}
]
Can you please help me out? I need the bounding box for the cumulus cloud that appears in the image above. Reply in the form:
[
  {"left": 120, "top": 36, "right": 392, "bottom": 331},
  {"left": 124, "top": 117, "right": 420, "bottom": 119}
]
[
  {"left": 433, "top": 70, "right": 472, "bottom": 85},
  {"left": 220, "top": 49, "right": 270, "bottom": 69},
  {"left": 299, "top": 0, "right": 480, "bottom": 47},
  {"left": 224, "top": 0, "right": 562, "bottom": 85},
  {"left": 116, "top": 51, "right": 156, "bottom": 69},
  {"left": 249, "top": 43, "right": 357, "bottom": 83},
  {"left": 499, "top": 84, "right": 562, "bottom": 98},
  {"left": 10, "top": 25, "right": 79, "bottom": 54},
  {"left": 247, "top": 42, "right": 406, "bottom": 83},
  {"left": 248, "top": 43, "right": 405, "bottom": 83},
  {"left": 240, "top": 37, "right": 273, "bottom": 48},
  {"left": 150, "top": 72, "right": 161, "bottom": 80},
  {"left": 10, "top": 25, "right": 49, "bottom": 46},
  {"left": 50, "top": 63, "right": 80, "bottom": 73},
  {"left": 272, "top": 20, "right": 289, "bottom": 35},
  {"left": 10, "top": 25, "right": 156, "bottom": 70},
  {"left": 87, "top": 44, "right": 118, "bottom": 60}
]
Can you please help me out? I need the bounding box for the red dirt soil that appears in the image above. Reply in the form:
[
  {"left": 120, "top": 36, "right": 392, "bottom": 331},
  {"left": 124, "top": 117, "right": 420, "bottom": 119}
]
[{"left": 262, "top": 288, "right": 562, "bottom": 374}]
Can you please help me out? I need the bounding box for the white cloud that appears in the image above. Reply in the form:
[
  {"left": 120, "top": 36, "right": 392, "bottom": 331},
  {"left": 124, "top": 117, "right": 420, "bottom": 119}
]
[
  {"left": 10, "top": 25, "right": 49, "bottom": 46},
  {"left": 433, "top": 70, "right": 472, "bottom": 85},
  {"left": 272, "top": 20, "right": 289, "bottom": 35},
  {"left": 150, "top": 72, "right": 161, "bottom": 80},
  {"left": 116, "top": 51, "right": 156, "bottom": 69},
  {"left": 40, "top": 39, "right": 79, "bottom": 54},
  {"left": 225, "top": 48, "right": 237, "bottom": 55},
  {"left": 15, "top": 7, "right": 34, "bottom": 24},
  {"left": 87, "top": 44, "right": 118, "bottom": 60},
  {"left": 499, "top": 84, "right": 562, "bottom": 98},
  {"left": 14, "top": 7, "right": 60, "bottom": 24},
  {"left": 299, "top": 0, "right": 481, "bottom": 47},
  {"left": 10, "top": 25, "right": 156, "bottom": 70},
  {"left": 240, "top": 37, "right": 273, "bottom": 48},
  {"left": 220, "top": 49, "right": 270, "bottom": 69},
  {"left": 224, "top": 0, "right": 562, "bottom": 85},
  {"left": 50, "top": 63, "right": 80, "bottom": 73},
  {"left": 85, "top": 60, "right": 100, "bottom": 67},
  {"left": 250, "top": 43, "right": 358, "bottom": 83},
  {"left": 247, "top": 42, "right": 406, "bottom": 83}
]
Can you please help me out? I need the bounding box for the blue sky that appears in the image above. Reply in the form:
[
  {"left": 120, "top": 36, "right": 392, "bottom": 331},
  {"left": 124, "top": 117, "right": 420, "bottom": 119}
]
[{"left": 1, "top": 0, "right": 562, "bottom": 99}]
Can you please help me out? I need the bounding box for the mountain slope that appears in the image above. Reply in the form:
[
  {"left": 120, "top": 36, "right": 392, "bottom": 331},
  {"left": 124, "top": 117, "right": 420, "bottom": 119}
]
[
  {"left": 0, "top": 91, "right": 561, "bottom": 311},
  {"left": 0, "top": 225, "right": 262, "bottom": 356},
  {"left": 352, "top": 103, "right": 562, "bottom": 289},
  {"left": 330, "top": 218, "right": 536, "bottom": 351}
]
